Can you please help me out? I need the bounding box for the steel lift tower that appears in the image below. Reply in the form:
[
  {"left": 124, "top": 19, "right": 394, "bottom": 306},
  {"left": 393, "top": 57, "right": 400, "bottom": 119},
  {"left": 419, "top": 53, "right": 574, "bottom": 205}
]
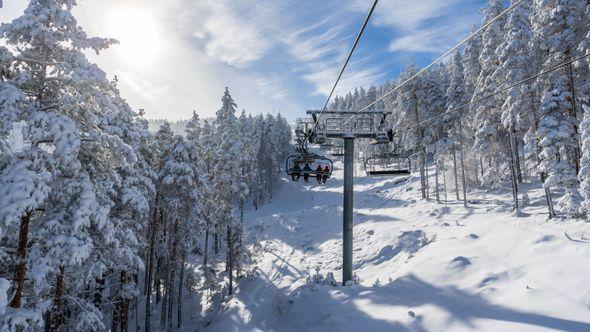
[{"left": 306, "top": 109, "right": 392, "bottom": 284}]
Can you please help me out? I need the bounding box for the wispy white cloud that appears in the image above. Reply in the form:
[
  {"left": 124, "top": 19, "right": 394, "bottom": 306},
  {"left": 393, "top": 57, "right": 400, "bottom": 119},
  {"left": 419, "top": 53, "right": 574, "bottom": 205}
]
[
  {"left": 389, "top": 19, "right": 475, "bottom": 53},
  {"left": 1, "top": 0, "right": 485, "bottom": 121},
  {"left": 279, "top": 12, "right": 385, "bottom": 97},
  {"left": 254, "top": 77, "right": 289, "bottom": 100},
  {"left": 189, "top": 0, "right": 285, "bottom": 68},
  {"left": 352, "top": 0, "right": 480, "bottom": 54},
  {"left": 353, "top": 0, "right": 462, "bottom": 30}
]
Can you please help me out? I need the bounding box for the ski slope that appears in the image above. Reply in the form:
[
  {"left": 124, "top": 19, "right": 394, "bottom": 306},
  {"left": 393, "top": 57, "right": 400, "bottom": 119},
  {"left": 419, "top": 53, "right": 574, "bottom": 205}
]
[{"left": 202, "top": 160, "right": 590, "bottom": 332}]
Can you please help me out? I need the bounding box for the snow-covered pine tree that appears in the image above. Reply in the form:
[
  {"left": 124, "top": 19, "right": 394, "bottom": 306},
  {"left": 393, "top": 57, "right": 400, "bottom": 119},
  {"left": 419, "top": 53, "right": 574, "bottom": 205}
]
[
  {"left": 0, "top": 1, "right": 146, "bottom": 329},
  {"left": 159, "top": 135, "right": 204, "bottom": 331},
  {"left": 533, "top": 0, "right": 589, "bottom": 175},
  {"left": 492, "top": 0, "right": 536, "bottom": 212},
  {"left": 397, "top": 63, "right": 428, "bottom": 197},
  {"left": 576, "top": 4, "right": 590, "bottom": 109},
  {"left": 537, "top": 76, "right": 582, "bottom": 217},
  {"left": 417, "top": 69, "right": 446, "bottom": 198},
  {"left": 446, "top": 51, "right": 469, "bottom": 205},
  {"left": 471, "top": 0, "right": 507, "bottom": 189},
  {"left": 213, "top": 88, "right": 243, "bottom": 297},
  {"left": 578, "top": 105, "right": 590, "bottom": 216}
]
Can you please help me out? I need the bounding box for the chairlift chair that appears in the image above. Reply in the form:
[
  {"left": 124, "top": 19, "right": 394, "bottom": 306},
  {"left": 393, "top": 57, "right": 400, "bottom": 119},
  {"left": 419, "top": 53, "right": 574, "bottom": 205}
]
[
  {"left": 309, "top": 125, "right": 327, "bottom": 145},
  {"left": 330, "top": 146, "right": 344, "bottom": 157},
  {"left": 372, "top": 125, "right": 393, "bottom": 145},
  {"left": 319, "top": 139, "right": 335, "bottom": 150},
  {"left": 285, "top": 153, "right": 334, "bottom": 179},
  {"left": 364, "top": 152, "right": 411, "bottom": 177}
]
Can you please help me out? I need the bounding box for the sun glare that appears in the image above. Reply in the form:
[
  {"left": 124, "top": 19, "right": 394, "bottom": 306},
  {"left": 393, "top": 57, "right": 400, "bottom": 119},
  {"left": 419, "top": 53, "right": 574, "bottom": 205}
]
[{"left": 106, "top": 7, "right": 161, "bottom": 66}]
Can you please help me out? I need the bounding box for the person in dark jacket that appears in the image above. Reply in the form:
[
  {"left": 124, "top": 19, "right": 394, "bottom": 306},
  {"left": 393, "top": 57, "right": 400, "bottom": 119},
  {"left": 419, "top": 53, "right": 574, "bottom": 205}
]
[
  {"left": 291, "top": 163, "right": 301, "bottom": 181},
  {"left": 322, "top": 165, "right": 330, "bottom": 184},
  {"left": 315, "top": 164, "right": 323, "bottom": 184},
  {"left": 303, "top": 163, "right": 312, "bottom": 182}
]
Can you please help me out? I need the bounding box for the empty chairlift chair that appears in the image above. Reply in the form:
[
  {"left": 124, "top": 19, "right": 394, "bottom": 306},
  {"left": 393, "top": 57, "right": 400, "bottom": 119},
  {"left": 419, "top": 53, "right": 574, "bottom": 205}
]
[
  {"left": 330, "top": 146, "right": 344, "bottom": 157},
  {"left": 310, "top": 125, "right": 327, "bottom": 145},
  {"left": 364, "top": 153, "right": 411, "bottom": 177},
  {"left": 373, "top": 125, "right": 392, "bottom": 145}
]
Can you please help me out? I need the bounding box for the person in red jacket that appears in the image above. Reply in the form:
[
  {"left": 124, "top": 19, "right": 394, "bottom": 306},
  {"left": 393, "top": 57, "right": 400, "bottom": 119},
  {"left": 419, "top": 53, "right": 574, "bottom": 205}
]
[{"left": 322, "top": 165, "right": 330, "bottom": 184}]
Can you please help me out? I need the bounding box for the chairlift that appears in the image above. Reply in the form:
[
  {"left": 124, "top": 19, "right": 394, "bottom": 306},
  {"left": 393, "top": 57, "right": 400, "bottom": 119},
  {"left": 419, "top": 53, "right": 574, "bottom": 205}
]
[
  {"left": 364, "top": 152, "right": 411, "bottom": 177},
  {"left": 319, "top": 139, "right": 335, "bottom": 150},
  {"left": 372, "top": 126, "right": 393, "bottom": 145},
  {"left": 285, "top": 153, "right": 334, "bottom": 179},
  {"left": 309, "top": 125, "right": 327, "bottom": 145},
  {"left": 330, "top": 147, "right": 344, "bottom": 157}
]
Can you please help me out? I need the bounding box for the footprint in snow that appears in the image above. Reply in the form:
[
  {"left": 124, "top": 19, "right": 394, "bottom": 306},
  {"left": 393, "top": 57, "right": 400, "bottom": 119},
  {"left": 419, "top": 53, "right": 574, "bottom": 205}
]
[
  {"left": 449, "top": 256, "right": 471, "bottom": 269},
  {"left": 479, "top": 271, "right": 509, "bottom": 288},
  {"left": 534, "top": 235, "right": 555, "bottom": 244},
  {"left": 468, "top": 233, "right": 479, "bottom": 239}
]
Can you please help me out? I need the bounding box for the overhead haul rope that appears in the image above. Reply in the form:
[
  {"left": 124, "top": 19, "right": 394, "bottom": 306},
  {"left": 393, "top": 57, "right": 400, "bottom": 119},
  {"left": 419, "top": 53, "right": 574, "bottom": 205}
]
[
  {"left": 409, "top": 52, "right": 590, "bottom": 131},
  {"left": 340, "top": 0, "right": 526, "bottom": 129},
  {"left": 395, "top": 52, "right": 590, "bottom": 156},
  {"left": 309, "top": 0, "right": 379, "bottom": 136}
]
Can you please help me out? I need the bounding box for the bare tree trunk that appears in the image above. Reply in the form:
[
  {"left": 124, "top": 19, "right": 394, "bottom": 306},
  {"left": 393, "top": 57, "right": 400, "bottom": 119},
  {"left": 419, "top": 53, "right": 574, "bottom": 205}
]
[
  {"left": 459, "top": 121, "right": 468, "bottom": 207},
  {"left": 177, "top": 253, "right": 185, "bottom": 330},
  {"left": 166, "top": 218, "right": 180, "bottom": 332},
  {"left": 508, "top": 132, "right": 519, "bottom": 213},
  {"left": 9, "top": 211, "right": 31, "bottom": 308},
  {"left": 473, "top": 156, "right": 479, "bottom": 184},
  {"left": 425, "top": 153, "right": 430, "bottom": 198},
  {"left": 155, "top": 257, "right": 162, "bottom": 304},
  {"left": 513, "top": 129, "right": 523, "bottom": 183},
  {"left": 240, "top": 199, "right": 244, "bottom": 223},
  {"left": 442, "top": 160, "right": 448, "bottom": 211},
  {"left": 227, "top": 224, "right": 233, "bottom": 297},
  {"left": 203, "top": 220, "right": 209, "bottom": 268},
  {"left": 420, "top": 147, "right": 427, "bottom": 199},
  {"left": 540, "top": 172, "right": 556, "bottom": 218},
  {"left": 145, "top": 197, "right": 159, "bottom": 332},
  {"left": 566, "top": 49, "right": 581, "bottom": 174},
  {"left": 160, "top": 259, "right": 168, "bottom": 329},
  {"left": 479, "top": 157, "right": 484, "bottom": 183},
  {"left": 120, "top": 271, "right": 129, "bottom": 332},
  {"left": 214, "top": 226, "right": 219, "bottom": 255},
  {"left": 452, "top": 147, "right": 460, "bottom": 200},
  {"left": 434, "top": 157, "right": 441, "bottom": 204},
  {"left": 268, "top": 159, "right": 273, "bottom": 200},
  {"left": 49, "top": 266, "right": 65, "bottom": 332}
]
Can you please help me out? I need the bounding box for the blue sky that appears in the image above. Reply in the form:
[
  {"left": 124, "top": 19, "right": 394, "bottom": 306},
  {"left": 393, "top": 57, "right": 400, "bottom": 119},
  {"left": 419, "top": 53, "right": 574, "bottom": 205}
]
[{"left": 0, "top": 0, "right": 487, "bottom": 121}]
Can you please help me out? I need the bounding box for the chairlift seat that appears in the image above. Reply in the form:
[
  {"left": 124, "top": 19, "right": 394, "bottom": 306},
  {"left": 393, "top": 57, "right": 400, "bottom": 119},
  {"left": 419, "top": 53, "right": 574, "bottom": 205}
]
[
  {"left": 364, "top": 153, "right": 411, "bottom": 177},
  {"left": 367, "top": 169, "right": 410, "bottom": 176},
  {"left": 285, "top": 153, "right": 334, "bottom": 179}
]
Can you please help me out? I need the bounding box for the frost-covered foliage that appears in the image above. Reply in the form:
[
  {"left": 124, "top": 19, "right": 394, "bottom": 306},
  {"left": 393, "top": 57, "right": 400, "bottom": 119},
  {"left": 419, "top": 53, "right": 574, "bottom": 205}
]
[
  {"left": 537, "top": 77, "right": 581, "bottom": 216},
  {"left": 578, "top": 105, "right": 590, "bottom": 214},
  {"left": 327, "top": 0, "right": 590, "bottom": 218},
  {"left": 144, "top": 89, "right": 290, "bottom": 331},
  {"left": 0, "top": 1, "right": 290, "bottom": 331}
]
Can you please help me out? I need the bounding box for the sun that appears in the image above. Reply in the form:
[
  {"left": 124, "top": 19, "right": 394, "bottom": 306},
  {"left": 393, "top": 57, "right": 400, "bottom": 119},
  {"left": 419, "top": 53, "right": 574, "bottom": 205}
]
[{"left": 106, "top": 7, "right": 161, "bottom": 67}]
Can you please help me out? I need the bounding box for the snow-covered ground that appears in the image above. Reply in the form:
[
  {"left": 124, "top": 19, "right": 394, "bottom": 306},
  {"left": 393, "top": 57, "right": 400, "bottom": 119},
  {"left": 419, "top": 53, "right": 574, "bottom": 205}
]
[{"left": 198, "top": 159, "right": 590, "bottom": 332}]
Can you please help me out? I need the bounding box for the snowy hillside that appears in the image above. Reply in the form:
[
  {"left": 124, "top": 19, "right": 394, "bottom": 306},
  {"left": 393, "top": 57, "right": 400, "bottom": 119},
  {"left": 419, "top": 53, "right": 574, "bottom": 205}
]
[
  {"left": 200, "top": 160, "right": 590, "bottom": 332},
  {"left": 2, "top": 0, "right": 590, "bottom": 331}
]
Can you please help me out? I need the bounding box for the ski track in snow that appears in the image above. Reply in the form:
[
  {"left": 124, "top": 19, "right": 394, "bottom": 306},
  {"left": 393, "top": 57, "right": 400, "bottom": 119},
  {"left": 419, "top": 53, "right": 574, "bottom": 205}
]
[{"left": 200, "top": 159, "right": 590, "bottom": 332}]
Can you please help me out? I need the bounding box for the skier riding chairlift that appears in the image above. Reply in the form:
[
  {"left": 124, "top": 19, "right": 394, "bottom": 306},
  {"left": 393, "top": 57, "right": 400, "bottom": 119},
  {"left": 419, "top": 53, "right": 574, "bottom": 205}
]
[
  {"left": 322, "top": 165, "right": 330, "bottom": 184},
  {"left": 303, "top": 163, "right": 312, "bottom": 182},
  {"left": 315, "top": 164, "right": 323, "bottom": 184},
  {"left": 291, "top": 163, "right": 301, "bottom": 181}
]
